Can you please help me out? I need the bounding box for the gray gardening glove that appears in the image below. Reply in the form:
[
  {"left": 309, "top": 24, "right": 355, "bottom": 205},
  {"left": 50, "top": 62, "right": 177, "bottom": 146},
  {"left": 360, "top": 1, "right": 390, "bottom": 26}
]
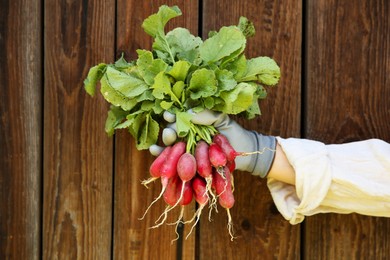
[{"left": 149, "top": 110, "right": 276, "bottom": 178}]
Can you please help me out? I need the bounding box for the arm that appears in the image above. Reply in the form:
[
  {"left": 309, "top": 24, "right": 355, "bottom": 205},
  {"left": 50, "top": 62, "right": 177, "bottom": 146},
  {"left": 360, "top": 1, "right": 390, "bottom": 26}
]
[{"left": 267, "top": 143, "right": 296, "bottom": 185}]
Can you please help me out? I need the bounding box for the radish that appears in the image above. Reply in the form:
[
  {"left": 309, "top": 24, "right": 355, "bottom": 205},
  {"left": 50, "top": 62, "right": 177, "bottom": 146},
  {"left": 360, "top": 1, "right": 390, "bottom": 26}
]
[
  {"left": 184, "top": 176, "right": 209, "bottom": 239},
  {"left": 213, "top": 166, "right": 236, "bottom": 241},
  {"left": 195, "top": 141, "right": 217, "bottom": 211},
  {"left": 151, "top": 175, "right": 181, "bottom": 229},
  {"left": 168, "top": 180, "right": 194, "bottom": 243},
  {"left": 213, "top": 134, "right": 240, "bottom": 162},
  {"left": 170, "top": 152, "right": 197, "bottom": 210},
  {"left": 140, "top": 141, "right": 185, "bottom": 220},
  {"left": 213, "top": 133, "right": 276, "bottom": 163},
  {"left": 195, "top": 141, "right": 212, "bottom": 178},
  {"left": 154, "top": 151, "right": 196, "bottom": 228},
  {"left": 142, "top": 146, "right": 172, "bottom": 187},
  {"left": 209, "top": 143, "right": 227, "bottom": 168}
]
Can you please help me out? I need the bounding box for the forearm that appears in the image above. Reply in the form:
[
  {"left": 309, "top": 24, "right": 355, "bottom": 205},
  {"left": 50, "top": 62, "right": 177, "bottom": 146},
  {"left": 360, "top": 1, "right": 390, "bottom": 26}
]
[{"left": 267, "top": 143, "right": 296, "bottom": 185}]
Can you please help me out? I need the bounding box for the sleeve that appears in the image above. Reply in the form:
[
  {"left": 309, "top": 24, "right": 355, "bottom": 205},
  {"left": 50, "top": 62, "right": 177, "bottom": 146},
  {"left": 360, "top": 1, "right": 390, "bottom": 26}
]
[{"left": 267, "top": 137, "right": 390, "bottom": 225}]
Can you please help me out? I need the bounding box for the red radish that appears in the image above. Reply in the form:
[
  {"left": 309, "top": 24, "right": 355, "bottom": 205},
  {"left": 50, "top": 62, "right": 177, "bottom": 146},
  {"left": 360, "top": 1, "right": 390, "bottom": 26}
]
[
  {"left": 140, "top": 142, "right": 185, "bottom": 221},
  {"left": 177, "top": 152, "right": 197, "bottom": 182},
  {"left": 213, "top": 133, "right": 276, "bottom": 164},
  {"left": 209, "top": 143, "right": 227, "bottom": 168},
  {"left": 213, "top": 166, "right": 236, "bottom": 241},
  {"left": 195, "top": 141, "right": 217, "bottom": 211},
  {"left": 184, "top": 176, "right": 209, "bottom": 239},
  {"left": 213, "top": 134, "right": 240, "bottom": 162},
  {"left": 169, "top": 152, "right": 197, "bottom": 211},
  {"left": 160, "top": 141, "right": 186, "bottom": 179},
  {"left": 180, "top": 180, "right": 194, "bottom": 206},
  {"left": 168, "top": 180, "right": 194, "bottom": 243},
  {"left": 142, "top": 146, "right": 172, "bottom": 187},
  {"left": 226, "top": 160, "right": 236, "bottom": 174},
  {"left": 163, "top": 175, "right": 181, "bottom": 206},
  {"left": 213, "top": 166, "right": 232, "bottom": 196},
  {"left": 150, "top": 146, "right": 172, "bottom": 177},
  {"left": 195, "top": 141, "right": 212, "bottom": 178},
  {"left": 154, "top": 151, "right": 196, "bottom": 228},
  {"left": 152, "top": 176, "right": 181, "bottom": 229}
]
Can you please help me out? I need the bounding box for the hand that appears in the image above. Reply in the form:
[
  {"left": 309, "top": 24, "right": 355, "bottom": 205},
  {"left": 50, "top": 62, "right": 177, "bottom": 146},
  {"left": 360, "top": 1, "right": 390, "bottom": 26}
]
[{"left": 150, "top": 110, "right": 277, "bottom": 178}]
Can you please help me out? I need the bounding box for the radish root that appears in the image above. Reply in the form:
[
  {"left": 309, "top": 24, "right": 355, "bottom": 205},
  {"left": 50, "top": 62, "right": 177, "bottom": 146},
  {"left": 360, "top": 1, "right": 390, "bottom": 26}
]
[
  {"left": 226, "top": 209, "right": 236, "bottom": 241},
  {"left": 139, "top": 186, "right": 166, "bottom": 220},
  {"left": 141, "top": 177, "right": 159, "bottom": 188}
]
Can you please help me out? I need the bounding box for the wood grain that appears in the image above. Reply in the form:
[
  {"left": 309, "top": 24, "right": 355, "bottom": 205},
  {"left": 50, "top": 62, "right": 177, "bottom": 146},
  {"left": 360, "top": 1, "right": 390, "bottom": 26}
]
[
  {"left": 0, "top": 0, "right": 42, "bottom": 259},
  {"left": 200, "top": 0, "right": 302, "bottom": 259},
  {"left": 113, "top": 1, "right": 198, "bottom": 259},
  {"left": 305, "top": 0, "right": 390, "bottom": 259},
  {"left": 43, "top": 1, "right": 115, "bottom": 259}
]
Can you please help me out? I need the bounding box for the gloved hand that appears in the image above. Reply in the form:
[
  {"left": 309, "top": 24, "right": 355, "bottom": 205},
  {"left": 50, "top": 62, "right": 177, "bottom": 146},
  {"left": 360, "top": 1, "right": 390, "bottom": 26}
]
[{"left": 149, "top": 110, "right": 277, "bottom": 178}]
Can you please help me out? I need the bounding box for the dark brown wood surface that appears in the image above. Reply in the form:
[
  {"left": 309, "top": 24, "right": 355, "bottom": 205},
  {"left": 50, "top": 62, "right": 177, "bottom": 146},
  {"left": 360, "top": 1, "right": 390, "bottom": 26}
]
[
  {"left": 305, "top": 0, "right": 390, "bottom": 259},
  {"left": 199, "top": 0, "right": 302, "bottom": 259},
  {"left": 0, "top": 0, "right": 42, "bottom": 259},
  {"left": 43, "top": 1, "right": 115, "bottom": 259}
]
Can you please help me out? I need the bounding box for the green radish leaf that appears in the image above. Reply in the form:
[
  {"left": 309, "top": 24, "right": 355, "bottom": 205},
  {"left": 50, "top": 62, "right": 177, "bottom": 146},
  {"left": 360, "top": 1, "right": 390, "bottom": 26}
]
[
  {"left": 223, "top": 54, "right": 247, "bottom": 80},
  {"left": 240, "top": 56, "right": 281, "bottom": 85},
  {"left": 203, "top": 96, "right": 215, "bottom": 109},
  {"left": 137, "top": 114, "right": 159, "bottom": 150},
  {"left": 127, "top": 113, "right": 159, "bottom": 150},
  {"left": 215, "top": 68, "right": 237, "bottom": 93},
  {"left": 215, "top": 82, "right": 257, "bottom": 114},
  {"left": 104, "top": 106, "right": 128, "bottom": 136},
  {"left": 160, "top": 100, "right": 174, "bottom": 110},
  {"left": 152, "top": 72, "right": 172, "bottom": 99},
  {"left": 136, "top": 50, "right": 168, "bottom": 85},
  {"left": 176, "top": 111, "right": 193, "bottom": 137},
  {"left": 199, "top": 26, "right": 246, "bottom": 63},
  {"left": 84, "top": 63, "right": 107, "bottom": 96},
  {"left": 166, "top": 28, "right": 202, "bottom": 63},
  {"left": 188, "top": 68, "right": 217, "bottom": 99},
  {"left": 172, "top": 81, "right": 185, "bottom": 100},
  {"left": 167, "top": 60, "right": 191, "bottom": 81},
  {"left": 141, "top": 5, "right": 182, "bottom": 38},
  {"left": 114, "top": 55, "right": 132, "bottom": 69},
  {"left": 237, "top": 16, "right": 255, "bottom": 38},
  {"left": 100, "top": 74, "right": 138, "bottom": 111},
  {"left": 105, "top": 66, "right": 149, "bottom": 98}
]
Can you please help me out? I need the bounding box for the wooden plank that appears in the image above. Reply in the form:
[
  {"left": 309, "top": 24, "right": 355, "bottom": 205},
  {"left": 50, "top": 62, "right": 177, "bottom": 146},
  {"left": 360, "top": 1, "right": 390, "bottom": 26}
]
[
  {"left": 305, "top": 0, "right": 390, "bottom": 258},
  {"left": 0, "top": 1, "right": 42, "bottom": 259},
  {"left": 113, "top": 1, "right": 198, "bottom": 259},
  {"left": 200, "top": 0, "right": 302, "bottom": 259},
  {"left": 43, "top": 1, "right": 115, "bottom": 259}
]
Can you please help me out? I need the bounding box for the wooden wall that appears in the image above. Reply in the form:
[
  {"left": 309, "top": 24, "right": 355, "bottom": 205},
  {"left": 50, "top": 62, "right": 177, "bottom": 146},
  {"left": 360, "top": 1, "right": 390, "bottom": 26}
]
[{"left": 0, "top": 0, "right": 389, "bottom": 259}]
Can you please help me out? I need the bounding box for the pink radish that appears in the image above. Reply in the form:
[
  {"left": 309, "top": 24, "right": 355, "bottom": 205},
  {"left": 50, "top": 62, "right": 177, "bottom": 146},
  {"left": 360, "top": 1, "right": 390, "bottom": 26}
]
[
  {"left": 154, "top": 150, "right": 196, "bottom": 228},
  {"left": 213, "top": 133, "right": 276, "bottom": 164},
  {"left": 142, "top": 146, "right": 172, "bottom": 187},
  {"left": 213, "top": 166, "right": 236, "bottom": 241},
  {"left": 195, "top": 141, "right": 217, "bottom": 212},
  {"left": 169, "top": 152, "right": 197, "bottom": 211},
  {"left": 169, "top": 180, "right": 194, "bottom": 243},
  {"left": 213, "top": 134, "right": 240, "bottom": 162},
  {"left": 184, "top": 176, "right": 209, "bottom": 239},
  {"left": 160, "top": 141, "right": 186, "bottom": 180},
  {"left": 163, "top": 175, "right": 181, "bottom": 206},
  {"left": 195, "top": 141, "right": 212, "bottom": 178},
  {"left": 209, "top": 143, "right": 227, "bottom": 168},
  {"left": 152, "top": 175, "right": 181, "bottom": 229},
  {"left": 140, "top": 142, "right": 185, "bottom": 221}
]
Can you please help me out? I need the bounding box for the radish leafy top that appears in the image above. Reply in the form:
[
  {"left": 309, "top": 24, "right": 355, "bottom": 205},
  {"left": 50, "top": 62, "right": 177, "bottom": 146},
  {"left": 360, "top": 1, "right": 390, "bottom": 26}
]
[{"left": 84, "top": 5, "right": 280, "bottom": 151}]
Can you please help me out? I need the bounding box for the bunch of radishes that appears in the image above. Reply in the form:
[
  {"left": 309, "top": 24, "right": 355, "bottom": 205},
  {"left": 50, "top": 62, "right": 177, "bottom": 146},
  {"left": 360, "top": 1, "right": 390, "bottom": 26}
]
[{"left": 140, "top": 133, "right": 239, "bottom": 241}]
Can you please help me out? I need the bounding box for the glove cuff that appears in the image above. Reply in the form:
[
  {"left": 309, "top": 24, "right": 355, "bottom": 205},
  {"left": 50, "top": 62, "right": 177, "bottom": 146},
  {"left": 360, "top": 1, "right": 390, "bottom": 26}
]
[{"left": 249, "top": 132, "right": 277, "bottom": 178}]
